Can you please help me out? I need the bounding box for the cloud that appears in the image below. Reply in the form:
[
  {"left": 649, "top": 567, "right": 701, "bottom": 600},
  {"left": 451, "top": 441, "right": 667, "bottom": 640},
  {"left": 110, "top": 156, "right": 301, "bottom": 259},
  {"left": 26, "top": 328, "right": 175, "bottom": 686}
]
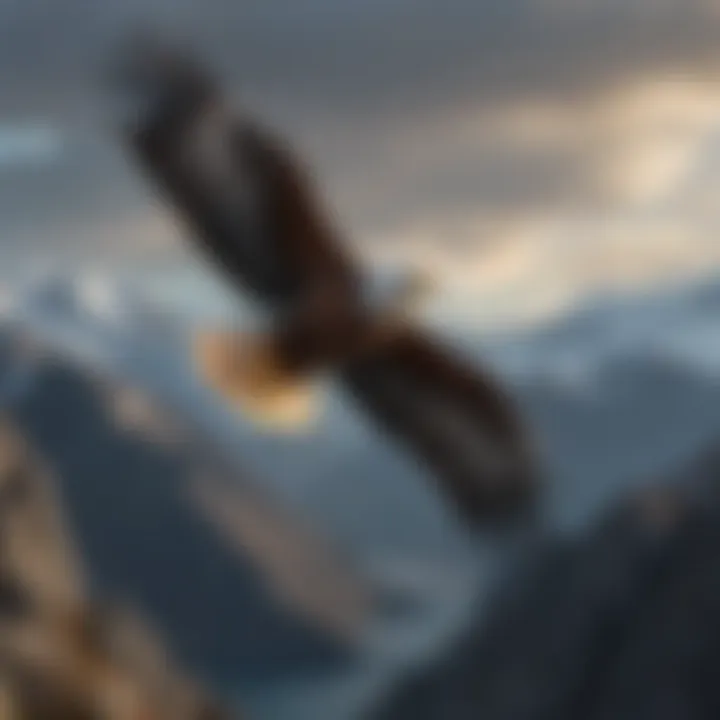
[
  {"left": 339, "top": 70, "right": 720, "bottom": 325},
  {"left": 3, "top": 0, "right": 720, "bottom": 321},
  {"left": 0, "top": 125, "right": 63, "bottom": 168}
]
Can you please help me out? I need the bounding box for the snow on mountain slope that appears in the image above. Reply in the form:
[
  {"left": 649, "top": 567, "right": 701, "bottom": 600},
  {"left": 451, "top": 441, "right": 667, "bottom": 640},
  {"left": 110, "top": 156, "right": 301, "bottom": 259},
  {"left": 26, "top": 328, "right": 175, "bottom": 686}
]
[{"left": 480, "top": 276, "right": 720, "bottom": 384}]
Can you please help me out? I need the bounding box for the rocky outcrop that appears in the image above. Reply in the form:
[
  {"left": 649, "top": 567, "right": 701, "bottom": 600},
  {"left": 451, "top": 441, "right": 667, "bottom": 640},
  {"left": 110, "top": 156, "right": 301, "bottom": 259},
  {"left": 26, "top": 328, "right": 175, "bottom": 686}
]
[
  {"left": 6, "top": 357, "right": 369, "bottom": 685},
  {"left": 0, "top": 418, "right": 234, "bottom": 719},
  {"left": 376, "top": 446, "right": 720, "bottom": 719}
]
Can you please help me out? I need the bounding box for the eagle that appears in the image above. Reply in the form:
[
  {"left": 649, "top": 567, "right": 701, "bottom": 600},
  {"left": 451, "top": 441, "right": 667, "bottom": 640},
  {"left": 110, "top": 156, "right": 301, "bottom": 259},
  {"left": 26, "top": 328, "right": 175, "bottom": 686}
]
[{"left": 109, "top": 37, "right": 539, "bottom": 525}]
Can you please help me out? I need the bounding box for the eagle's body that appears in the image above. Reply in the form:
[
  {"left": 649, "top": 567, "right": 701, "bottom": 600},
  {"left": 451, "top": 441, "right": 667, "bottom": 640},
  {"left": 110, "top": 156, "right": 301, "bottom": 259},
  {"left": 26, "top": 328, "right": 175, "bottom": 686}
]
[{"left": 112, "top": 38, "right": 539, "bottom": 524}]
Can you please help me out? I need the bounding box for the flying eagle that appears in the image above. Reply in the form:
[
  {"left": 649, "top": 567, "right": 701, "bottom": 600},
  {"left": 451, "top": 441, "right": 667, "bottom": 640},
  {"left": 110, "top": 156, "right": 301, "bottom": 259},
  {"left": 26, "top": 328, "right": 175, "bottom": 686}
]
[{"left": 109, "top": 38, "right": 539, "bottom": 524}]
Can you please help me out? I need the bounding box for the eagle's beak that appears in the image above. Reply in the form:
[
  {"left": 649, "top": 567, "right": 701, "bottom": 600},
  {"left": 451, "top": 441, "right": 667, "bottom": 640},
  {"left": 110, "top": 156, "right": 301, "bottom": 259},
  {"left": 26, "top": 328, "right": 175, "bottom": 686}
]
[{"left": 192, "top": 330, "right": 318, "bottom": 431}]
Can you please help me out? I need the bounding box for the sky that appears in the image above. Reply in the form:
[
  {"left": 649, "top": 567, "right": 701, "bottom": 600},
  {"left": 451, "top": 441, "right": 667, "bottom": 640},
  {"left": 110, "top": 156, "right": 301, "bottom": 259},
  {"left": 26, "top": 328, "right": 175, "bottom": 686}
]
[{"left": 3, "top": 0, "right": 720, "bottom": 327}]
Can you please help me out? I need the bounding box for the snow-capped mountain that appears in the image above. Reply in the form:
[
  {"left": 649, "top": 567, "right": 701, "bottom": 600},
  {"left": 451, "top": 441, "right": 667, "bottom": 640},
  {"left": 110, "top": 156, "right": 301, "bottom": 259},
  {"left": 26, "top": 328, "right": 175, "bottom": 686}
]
[
  {"left": 0, "top": 272, "right": 492, "bottom": 719},
  {"left": 8, "top": 271, "right": 720, "bottom": 516},
  {"left": 12, "top": 271, "right": 186, "bottom": 364},
  {"left": 481, "top": 276, "right": 720, "bottom": 384},
  {"left": 1, "top": 272, "right": 472, "bottom": 543},
  {"left": 6, "top": 270, "right": 720, "bottom": 717}
]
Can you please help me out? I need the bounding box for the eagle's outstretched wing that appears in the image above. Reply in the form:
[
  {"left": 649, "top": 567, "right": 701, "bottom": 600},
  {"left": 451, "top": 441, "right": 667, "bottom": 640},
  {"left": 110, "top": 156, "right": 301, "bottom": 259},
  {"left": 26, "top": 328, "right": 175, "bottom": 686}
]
[
  {"left": 342, "top": 328, "right": 538, "bottom": 522},
  {"left": 111, "top": 37, "right": 539, "bottom": 524},
  {"left": 114, "top": 35, "right": 360, "bottom": 318}
]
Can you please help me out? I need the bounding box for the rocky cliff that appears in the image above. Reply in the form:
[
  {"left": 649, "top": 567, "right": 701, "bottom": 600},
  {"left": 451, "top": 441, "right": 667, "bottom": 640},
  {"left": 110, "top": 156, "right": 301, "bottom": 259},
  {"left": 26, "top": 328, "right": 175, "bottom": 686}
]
[
  {"left": 377, "top": 444, "right": 720, "bottom": 719},
  {"left": 0, "top": 418, "right": 234, "bottom": 719}
]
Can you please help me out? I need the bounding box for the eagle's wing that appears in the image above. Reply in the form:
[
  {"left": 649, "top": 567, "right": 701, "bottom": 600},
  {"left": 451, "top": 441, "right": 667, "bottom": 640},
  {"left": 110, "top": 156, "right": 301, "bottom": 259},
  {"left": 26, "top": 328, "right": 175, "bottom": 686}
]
[
  {"left": 341, "top": 328, "right": 538, "bottom": 523},
  {"left": 115, "top": 37, "right": 360, "bottom": 314}
]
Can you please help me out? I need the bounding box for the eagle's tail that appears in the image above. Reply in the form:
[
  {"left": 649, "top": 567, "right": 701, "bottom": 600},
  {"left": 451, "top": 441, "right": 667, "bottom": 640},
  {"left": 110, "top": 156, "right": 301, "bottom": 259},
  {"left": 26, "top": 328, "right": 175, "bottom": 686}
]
[{"left": 192, "top": 330, "right": 318, "bottom": 431}]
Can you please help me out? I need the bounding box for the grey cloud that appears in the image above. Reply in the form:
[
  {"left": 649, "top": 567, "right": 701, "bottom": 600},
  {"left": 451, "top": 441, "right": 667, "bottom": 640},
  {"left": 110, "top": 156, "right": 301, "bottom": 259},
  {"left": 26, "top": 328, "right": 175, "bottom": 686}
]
[
  {"left": 2, "top": 0, "right": 720, "bottom": 268},
  {"left": 1, "top": 0, "right": 719, "bottom": 119}
]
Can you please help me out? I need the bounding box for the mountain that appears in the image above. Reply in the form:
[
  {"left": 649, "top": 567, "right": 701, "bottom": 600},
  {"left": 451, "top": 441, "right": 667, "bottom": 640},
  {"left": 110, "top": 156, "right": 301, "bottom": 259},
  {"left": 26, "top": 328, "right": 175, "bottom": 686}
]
[
  {"left": 6, "top": 271, "right": 720, "bottom": 717},
  {"left": 480, "top": 274, "right": 720, "bottom": 381},
  {"left": 0, "top": 297, "right": 375, "bottom": 696},
  {"left": 9, "top": 359, "right": 370, "bottom": 680},
  {"left": 369, "top": 277, "right": 720, "bottom": 718},
  {"left": 0, "top": 418, "right": 234, "bottom": 719},
  {"left": 3, "top": 273, "right": 480, "bottom": 557},
  {"left": 375, "top": 443, "right": 720, "bottom": 720},
  {"left": 435, "top": 276, "right": 720, "bottom": 529},
  {"left": 0, "top": 274, "right": 493, "bottom": 719}
]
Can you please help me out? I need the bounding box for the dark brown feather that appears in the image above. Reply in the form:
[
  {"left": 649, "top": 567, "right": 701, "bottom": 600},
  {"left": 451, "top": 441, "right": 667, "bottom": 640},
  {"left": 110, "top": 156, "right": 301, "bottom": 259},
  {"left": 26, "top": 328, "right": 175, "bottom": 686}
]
[
  {"left": 125, "top": 58, "right": 359, "bottom": 310},
  {"left": 342, "top": 328, "right": 538, "bottom": 523}
]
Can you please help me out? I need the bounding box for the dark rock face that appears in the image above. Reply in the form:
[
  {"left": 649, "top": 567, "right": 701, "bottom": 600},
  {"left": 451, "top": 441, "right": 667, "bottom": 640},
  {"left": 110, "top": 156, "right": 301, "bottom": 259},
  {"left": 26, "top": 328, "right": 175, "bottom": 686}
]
[{"left": 376, "top": 448, "right": 720, "bottom": 720}]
